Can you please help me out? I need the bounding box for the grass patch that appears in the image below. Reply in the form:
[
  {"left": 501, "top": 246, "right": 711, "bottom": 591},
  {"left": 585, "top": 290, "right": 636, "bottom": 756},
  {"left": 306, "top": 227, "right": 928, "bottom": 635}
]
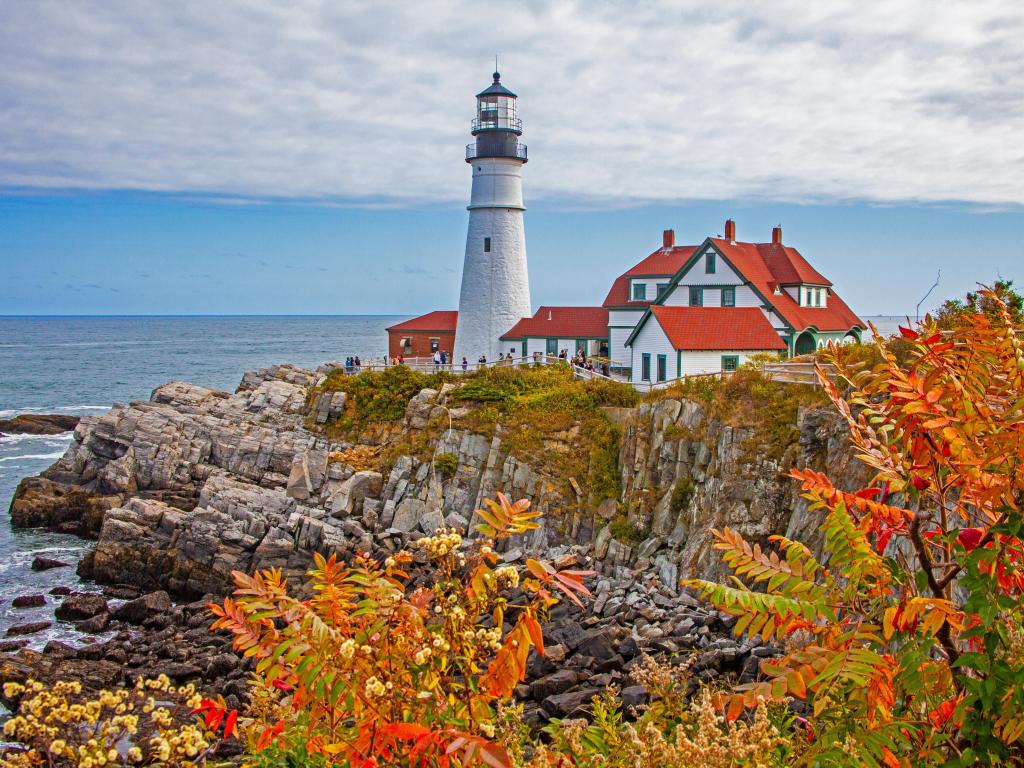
[{"left": 317, "top": 365, "right": 453, "bottom": 433}]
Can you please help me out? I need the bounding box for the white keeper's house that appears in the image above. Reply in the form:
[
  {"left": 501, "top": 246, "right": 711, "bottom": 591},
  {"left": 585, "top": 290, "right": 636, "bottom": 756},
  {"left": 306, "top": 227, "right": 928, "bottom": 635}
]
[{"left": 601, "top": 220, "right": 864, "bottom": 382}]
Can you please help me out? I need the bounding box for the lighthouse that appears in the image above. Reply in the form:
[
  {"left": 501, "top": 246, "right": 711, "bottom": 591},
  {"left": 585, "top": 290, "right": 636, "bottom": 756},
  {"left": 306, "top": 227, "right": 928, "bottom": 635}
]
[{"left": 453, "top": 71, "right": 532, "bottom": 363}]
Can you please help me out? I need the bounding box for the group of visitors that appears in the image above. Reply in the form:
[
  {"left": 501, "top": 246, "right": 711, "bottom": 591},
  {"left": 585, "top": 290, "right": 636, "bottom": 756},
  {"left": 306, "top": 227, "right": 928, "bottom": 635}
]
[{"left": 343, "top": 356, "right": 362, "bottom": 374}]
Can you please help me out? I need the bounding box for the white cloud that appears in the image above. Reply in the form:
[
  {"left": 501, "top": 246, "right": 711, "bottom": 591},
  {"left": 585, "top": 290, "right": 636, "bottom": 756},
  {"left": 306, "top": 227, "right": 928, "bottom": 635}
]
[{"left": 0, "top": 0, "right": 1021, "bottom": 205}]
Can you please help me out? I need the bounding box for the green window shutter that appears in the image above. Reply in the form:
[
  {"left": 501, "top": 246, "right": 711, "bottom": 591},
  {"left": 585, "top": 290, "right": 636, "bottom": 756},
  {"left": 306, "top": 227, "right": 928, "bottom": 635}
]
[
  {"left": 706, "top": 252, "right": 716, "bottom": 273},
  {"left": 722, "top": 355, "right": 739, "bottom": 372},
  {"left": 641, "top": 353, "right": 651, "bottom": 381},
  {"left": 722, "top": 287, "right": 735, "bottom": 307},
  {"left": 689, "top": 287, "right": 703, "bottom": 306},
  {"left": 656, "top": 354, "right": 667, "bottom": 382}
]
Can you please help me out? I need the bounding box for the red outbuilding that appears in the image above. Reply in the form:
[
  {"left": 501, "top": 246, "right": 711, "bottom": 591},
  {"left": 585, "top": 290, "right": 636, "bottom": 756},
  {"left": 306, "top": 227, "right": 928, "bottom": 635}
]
[{"left": 385, "top": 311, "right": 458, "bottom": 360}]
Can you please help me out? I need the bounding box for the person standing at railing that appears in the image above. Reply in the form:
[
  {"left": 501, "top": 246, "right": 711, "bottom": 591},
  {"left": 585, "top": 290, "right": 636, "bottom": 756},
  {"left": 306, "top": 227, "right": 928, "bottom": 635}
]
[{"left": 462, "top": 356, "right": 468, "bottom": 372}]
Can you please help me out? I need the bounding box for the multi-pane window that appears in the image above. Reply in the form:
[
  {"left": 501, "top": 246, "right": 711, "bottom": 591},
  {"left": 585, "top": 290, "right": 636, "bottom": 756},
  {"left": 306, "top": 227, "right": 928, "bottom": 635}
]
[
  {"left": 546, "top": 338, "right": 558, "bottom": 355},
  {"left": 689, "top": 287, "right": 703, "bottom": 306},
  {"left": 656, "top": 283, "right": 669, "bottom": 298},
  {"left": 430, "top": 338, "right": 440, "bottom": 353},
  {"left": 656, "top": 354, "right": 667, "bottom": 382},
  {"left": 706, "top": 252, "right": 716, "bottom": 273},
  {"left": 632, "top": 283, "right": 647, "bottom": 301},
  {"left": 722, "top": 355, "right": 739, "bottom": 372},
  {"left": 722, "top": 286, "right": 736, "bottom": 307},
  {"left": 641, "top": 353, "right": 651, "bottom": 382}
]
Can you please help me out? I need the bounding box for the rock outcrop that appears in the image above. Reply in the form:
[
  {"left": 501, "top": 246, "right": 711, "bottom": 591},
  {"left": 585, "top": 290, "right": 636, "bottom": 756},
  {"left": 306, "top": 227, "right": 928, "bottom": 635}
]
[{"left": 0, "top": 414, "right": 79, "bottom": 435}]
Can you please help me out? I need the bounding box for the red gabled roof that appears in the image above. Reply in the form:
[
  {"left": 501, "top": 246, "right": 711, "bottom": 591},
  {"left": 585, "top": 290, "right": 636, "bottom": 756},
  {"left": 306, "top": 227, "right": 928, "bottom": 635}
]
[
  {"left": 602, "top": 246, "right": 697, "bottom": 307},
  {"left": 386, "top": 310, "right": 458, "bottom": 333},
  {"left": 708, "top": 239, "right": 863, "bottom": 332},
  {"left": 645, "top": 306, "right": 786, "bottom": 351},
  {"left": 500, "top": 306, "right": 609, "bottom": 340}
]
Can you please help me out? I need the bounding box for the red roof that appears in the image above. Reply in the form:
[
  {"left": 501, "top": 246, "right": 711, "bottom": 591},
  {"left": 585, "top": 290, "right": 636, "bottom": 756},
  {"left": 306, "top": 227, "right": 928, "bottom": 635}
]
[
  {"left": 386, "top": 310, "right": 458, "bottom": 333},
  {"left": 500, "top": 306, "right": 609, "bottom": 339},
  {"left": 708, "top": 239, "right": 862, "bottom": 332},
  {"left": 602, "top": 246, "right": 697, "bottom": 307},
  {"left": 645, "top": 306, "right": 786, "bottom": 351}
]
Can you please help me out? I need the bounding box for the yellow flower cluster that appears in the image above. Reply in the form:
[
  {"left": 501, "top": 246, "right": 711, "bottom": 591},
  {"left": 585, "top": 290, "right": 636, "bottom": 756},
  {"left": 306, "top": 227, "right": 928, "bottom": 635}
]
[
  {"left": 494, "top": 565, "right": 520, "bottom": 589},
  {"left": 1, "top": 677, "right": 213, "bottom": 768},
  {"left": 416, "top": 529, "right": 463, "bottom": 559}
]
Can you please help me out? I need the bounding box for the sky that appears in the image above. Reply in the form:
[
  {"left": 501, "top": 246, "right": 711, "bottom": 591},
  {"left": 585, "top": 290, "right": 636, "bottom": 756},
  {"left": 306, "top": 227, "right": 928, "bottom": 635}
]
[{"left": 1, "top": 0, "right": 1022, "bottom": 316}]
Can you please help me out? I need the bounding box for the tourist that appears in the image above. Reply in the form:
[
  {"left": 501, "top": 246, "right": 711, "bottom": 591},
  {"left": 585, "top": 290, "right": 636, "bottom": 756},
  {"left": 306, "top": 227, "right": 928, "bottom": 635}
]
[
  {"left": 461, "top": 356, "right": 468, "bottom": 372},
  {"left": 477, "top": 354, "right": 486, "bottom": 370},
  {"left": 440, "top": 350, "right": 447, "bottom": 368},
  {"left": 354, "top": 356, "right": 361, "bottom": 372},
  {"left": 433, "top": 350, "right": 441, "bottom": 370}
]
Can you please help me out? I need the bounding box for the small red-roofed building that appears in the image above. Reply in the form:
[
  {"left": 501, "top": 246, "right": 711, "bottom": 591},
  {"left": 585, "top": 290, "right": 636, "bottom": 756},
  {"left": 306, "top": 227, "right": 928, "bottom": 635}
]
[
  {"left": 625, "top": 306, "right": 786, "bottom": 384},
  {"left": 386, "top": 311, "right": 458, "bottom": 360},
  {"left": 499, "top": 306, "right": 609, "bottom": 359}
]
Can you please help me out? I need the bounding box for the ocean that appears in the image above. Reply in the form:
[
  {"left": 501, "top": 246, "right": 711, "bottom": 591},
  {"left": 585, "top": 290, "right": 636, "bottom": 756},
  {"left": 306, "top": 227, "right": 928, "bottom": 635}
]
[
  {"left": 0, "top": 313, "right": 905, "bottom": 647},
  {"left": 0, "top": 315, "right": 402, "bottom": 648}
]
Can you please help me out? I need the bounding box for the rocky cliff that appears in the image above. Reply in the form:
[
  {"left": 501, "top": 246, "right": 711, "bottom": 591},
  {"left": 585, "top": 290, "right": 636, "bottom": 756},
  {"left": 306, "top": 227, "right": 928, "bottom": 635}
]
[{"left": 11, "top": 363, "right": 866, "bottom": 599}]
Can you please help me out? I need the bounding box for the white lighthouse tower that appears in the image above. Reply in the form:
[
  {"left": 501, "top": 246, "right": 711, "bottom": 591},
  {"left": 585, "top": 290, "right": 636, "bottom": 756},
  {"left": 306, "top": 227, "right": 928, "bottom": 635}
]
[{"left": 453, "top": 71, "right": 532, "bottom": 363}]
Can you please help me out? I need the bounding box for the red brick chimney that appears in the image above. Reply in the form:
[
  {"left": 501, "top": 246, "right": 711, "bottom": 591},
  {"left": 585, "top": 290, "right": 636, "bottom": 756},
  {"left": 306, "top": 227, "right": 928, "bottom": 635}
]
[
  {"left": 662, "top": 229, "right": 675, "bottom": 248},
  {"left": 772, "top": 225, "right": 782, "bottom": 244},
  {"left": 724, "top": 219, "right": 736, "bottom": 242}
]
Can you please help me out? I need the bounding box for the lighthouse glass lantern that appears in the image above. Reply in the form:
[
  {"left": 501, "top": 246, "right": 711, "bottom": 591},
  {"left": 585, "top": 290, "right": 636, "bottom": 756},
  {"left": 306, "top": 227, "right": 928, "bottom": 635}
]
[{"left": 468, "top": 72, "right": 526, "bottom": 162}]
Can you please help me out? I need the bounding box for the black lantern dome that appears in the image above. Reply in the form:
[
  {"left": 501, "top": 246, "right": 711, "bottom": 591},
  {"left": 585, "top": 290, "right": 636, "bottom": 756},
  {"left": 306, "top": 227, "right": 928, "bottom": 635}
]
[{"left": 466, "top": 71, "right": 527, "bottom": 163}]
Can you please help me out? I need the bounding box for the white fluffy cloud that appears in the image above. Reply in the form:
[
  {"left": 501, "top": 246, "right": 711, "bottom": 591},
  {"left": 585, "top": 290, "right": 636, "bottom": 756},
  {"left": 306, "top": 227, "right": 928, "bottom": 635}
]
[{"left": 1, "top": 0, "right": 1021, "bottom": 205}]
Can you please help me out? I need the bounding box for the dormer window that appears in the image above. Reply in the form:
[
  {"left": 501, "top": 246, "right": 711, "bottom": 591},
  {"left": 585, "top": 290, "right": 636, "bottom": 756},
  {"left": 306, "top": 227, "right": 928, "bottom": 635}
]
[{"left": 632, "top": 282, "right": 646, "bottom": 301}]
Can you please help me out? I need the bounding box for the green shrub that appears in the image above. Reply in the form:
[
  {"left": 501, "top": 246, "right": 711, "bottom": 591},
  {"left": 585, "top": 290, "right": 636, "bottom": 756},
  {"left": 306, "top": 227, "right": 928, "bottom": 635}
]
[
  {"left": 609, "top": 514, "right": 645, "bottom": 545},
  {"left": 433, "top": 452, "right": 459, "bottom": 477},
  {"left": 670, "top": 478, "right": 695, "bottom": 513}
]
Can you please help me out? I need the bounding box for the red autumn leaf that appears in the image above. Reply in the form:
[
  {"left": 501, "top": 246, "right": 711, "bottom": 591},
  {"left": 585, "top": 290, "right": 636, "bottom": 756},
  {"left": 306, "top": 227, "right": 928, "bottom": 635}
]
[
  {"left": 272, "top": 679, "right": 293, "bottom": 692},
  {"left": 911, "top": 474, "right": 929, "bottom": 491},
  {"left": 957, "top": 527, "right": 985, "bottom": 551},
  {"left": 899, "top": 326, "right": 918, "bottom": 339},
  {"left": 223, "top": 709, "right": 238, "bottom": 739}
]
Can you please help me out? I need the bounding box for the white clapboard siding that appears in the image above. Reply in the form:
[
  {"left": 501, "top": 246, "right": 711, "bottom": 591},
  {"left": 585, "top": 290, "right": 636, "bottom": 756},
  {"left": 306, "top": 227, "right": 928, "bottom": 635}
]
[
  {"left": 680, "top": 249, "right": 741, "bottom": 285},
  {"left": 608, "top": 309, "right": 644, "bottom": 326},
  {"left": 662, "top": 283, "right": 760, "bottom": 308},
  {"left": 629, "top": 317, "right": 678, "bottom": 383},
  {"left": 678, "top": 350, "right": 763, "bottom": 377},
  {"left": 609, "top": 326, "right": 635, "bottom": 368}
]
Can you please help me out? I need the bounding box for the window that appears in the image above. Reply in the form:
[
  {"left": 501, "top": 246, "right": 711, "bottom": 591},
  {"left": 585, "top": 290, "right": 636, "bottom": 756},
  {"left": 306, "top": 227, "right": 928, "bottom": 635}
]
[
  {"left": 430, "top": 338, "right": 440, "bottom": 353},
  {"left": 483, "top": 237, "right": 491, "bottom": 253},
  {"left": 641, "top": 353, "right": 651, "bottom": 382},
  {"left": 546, "top": 338, "right": 558, "bottom": 355},
  {"left": 656, "top": 283, "right": 669, "bottom": 298},
  {"left": 689, "top": 286, "right": 703, "bottom": 306},
  {"left": 722, "top": 286, "right": 735, "bottom": 307},
  {"left": 656, "top": 354, "right": 667, "bottom": 382},
  {"left": 521, "top": 341, "right": 527, "bottom": 358},
  {"left": 722, "top": 355, "right": 739, "bottom": 373},
  {"left": 706, "top": 252, "right": 716, "bottom": 273},
  {"left": 632, "top": 282, "right": 646, "bottom": 301}
]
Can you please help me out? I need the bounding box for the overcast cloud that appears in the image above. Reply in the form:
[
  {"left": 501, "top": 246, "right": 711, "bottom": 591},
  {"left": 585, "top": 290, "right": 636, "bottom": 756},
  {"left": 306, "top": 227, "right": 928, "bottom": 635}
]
[{"left": 1, "top": 0, "right": 1022, "bottom": 206}]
